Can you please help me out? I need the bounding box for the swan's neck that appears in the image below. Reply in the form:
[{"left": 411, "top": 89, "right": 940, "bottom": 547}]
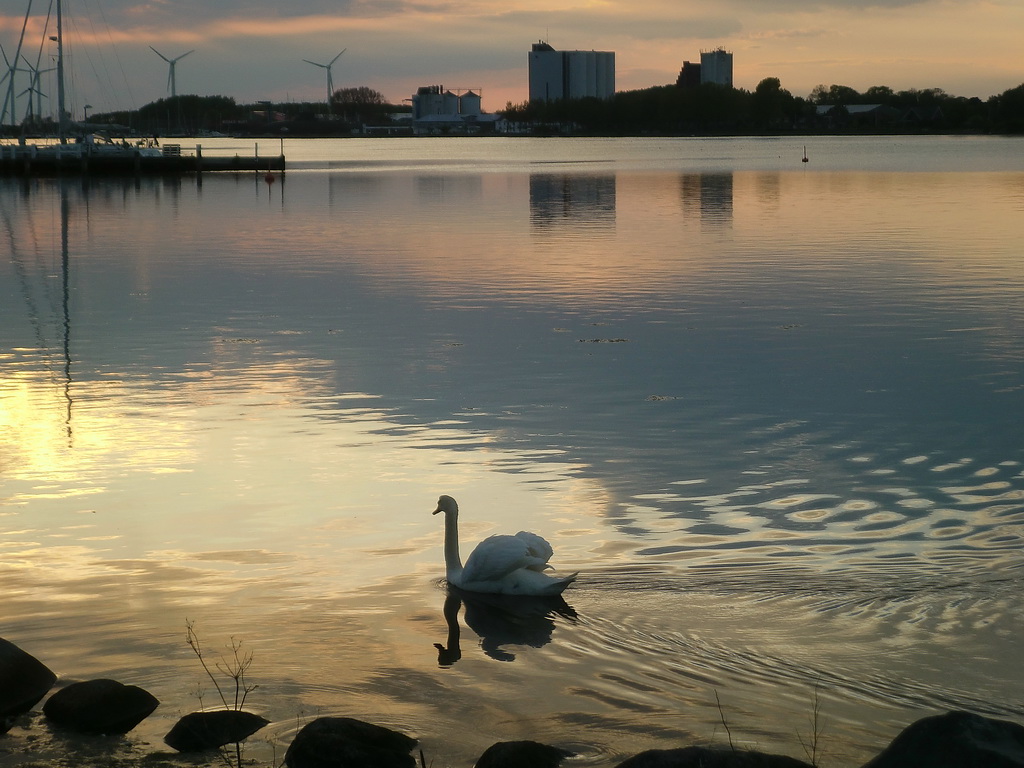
[{"left": 443, "top": 512, "right": 463, "bottom": 575}]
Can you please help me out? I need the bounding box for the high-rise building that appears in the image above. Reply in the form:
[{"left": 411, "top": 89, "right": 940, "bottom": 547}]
[
  {"left": 528, "top": 42, "right": 615, "bottom": 102},
  {"left": 676, "top": 60, "right": 702, "bottom": 89},
  {"left": 700, "top": 48, "right": 733, "bottom": 87}
]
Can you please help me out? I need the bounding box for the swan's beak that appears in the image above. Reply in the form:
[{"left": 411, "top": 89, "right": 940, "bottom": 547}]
[{"left": 432, "top": 506, "right": 441, "bottom": 515}]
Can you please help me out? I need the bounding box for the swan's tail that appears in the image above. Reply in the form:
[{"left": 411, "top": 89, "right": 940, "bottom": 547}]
[{"left": 547, "top": 571, "right": 578, "bottom": 595}]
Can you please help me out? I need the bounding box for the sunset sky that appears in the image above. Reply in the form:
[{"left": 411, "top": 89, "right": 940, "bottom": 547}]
[{"left": 2, "top": 0, "right": 1022, "bottom": 117}]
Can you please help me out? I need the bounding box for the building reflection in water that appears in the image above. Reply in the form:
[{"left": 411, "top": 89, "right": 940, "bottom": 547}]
[
  {"left": 529, "top": 174, "right": 616, "bottom": 231},
  {"left": 416, "top": 174, "right": 484, "bottom": 203},
  {"left": 680, "top": 172, "right": 733, "bottom": 228}
]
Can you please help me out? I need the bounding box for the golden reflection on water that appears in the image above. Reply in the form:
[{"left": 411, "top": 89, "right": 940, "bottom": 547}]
[
  {"left": 0, "top": 342, "right": 611, "bottom": 583},
  {"left": 2, "top": 368, "right": 195, "bottom": 490}
]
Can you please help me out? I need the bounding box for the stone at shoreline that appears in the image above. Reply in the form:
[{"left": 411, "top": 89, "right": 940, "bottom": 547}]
[
  {"left": 164, "top": 709, "right": 270, "bottom": 752},
  {"left": 861, "top": 710, "right": 1024, "bottom": 768},
  {"left": 0, "top": 638, "right": 58, "bottom": 733},
  {"left": 42, "top": 678, "right": 159, "bottom": 735},
  {"left": 475, "top": 739, "right": 575, "bottom": 767},
  {"left": 285, "top": 716, "right": 418, "bottom": 768},
  {"left": 613, "top": 746, "right": 814, "bottom": 768}
]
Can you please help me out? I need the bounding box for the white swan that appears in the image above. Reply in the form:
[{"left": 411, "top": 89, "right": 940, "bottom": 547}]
[{"left": 432, "top": 495, "right": 577, "bottom": 596}]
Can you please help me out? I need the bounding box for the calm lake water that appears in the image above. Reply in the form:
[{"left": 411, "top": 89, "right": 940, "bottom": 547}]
[{"left": 2, "top": 136, "right": 1024, "bottom": 767}]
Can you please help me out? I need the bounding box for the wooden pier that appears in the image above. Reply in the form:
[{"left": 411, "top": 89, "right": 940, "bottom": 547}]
[{"left": 0, "top": 142, "right": 285, "bottom": 177}]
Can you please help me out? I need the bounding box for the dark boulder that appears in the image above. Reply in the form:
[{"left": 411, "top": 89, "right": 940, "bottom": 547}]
[
  {"left": 42, "top": 678, "right": 159, "bottom": 735},
  {"left": 164, "top": 709, "right": 270, "bottom": 752},
  {"left": 614, "top": 746, "right": 814, "bottom": 768},
  {"left": 861, "top": 710, "right": 1024, "bottom": 768},
  {"left": 475, "top": 739, "right": 575, "bottom": 767},
  {"left": 285, "top": 716, "right": 418, "bottom": 768},
  {"left": 0, "top": 638, "right": 57, "bottom": 733}
]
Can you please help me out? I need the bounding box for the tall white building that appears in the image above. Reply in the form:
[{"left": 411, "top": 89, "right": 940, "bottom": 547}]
[
  {"left": 700, "top": 48, "right": 733, "bottom": 87},
  {"left": 528, "top": 42, "right": 615, "bottom": 102}
]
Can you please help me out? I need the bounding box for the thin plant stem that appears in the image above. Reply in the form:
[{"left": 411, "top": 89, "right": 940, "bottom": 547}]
[
  {"left": 797, "top": 680, "right": 827, "bottom": 767},
  {"left": 186, "top": 619, "right": 230, "bottom": 710},
  {"left": 714, "top": 690, "right": 736, "bottom": 752}
]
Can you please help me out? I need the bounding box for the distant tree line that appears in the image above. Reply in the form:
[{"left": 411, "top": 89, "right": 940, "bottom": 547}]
[
  {"left": 89, "top": 95, "right": 241, "bottom": 134},
  {"left": 329, "top": 87, "right": 396, "bottom": 125},
  {"left": 503, "top": 79, "right": 1024, "bottom": 135},
  {"left": 20, "top": 79, "right": 1022, "bottom": 137},
  {"left": 81, "top": 88, "right": 408, "bottom": 136}
]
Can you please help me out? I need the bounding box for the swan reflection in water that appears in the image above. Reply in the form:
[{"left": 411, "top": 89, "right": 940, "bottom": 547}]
[{"left": 434, "top": 587, "right": 578, "bottom": 665}]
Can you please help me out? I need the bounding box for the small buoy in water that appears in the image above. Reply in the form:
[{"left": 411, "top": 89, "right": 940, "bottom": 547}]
[
  {"left": 264, "top": 173, "right": 275, "bottom": 184},
  {"left": 801, "top": 145, "right": 809, "bottom": 163}
]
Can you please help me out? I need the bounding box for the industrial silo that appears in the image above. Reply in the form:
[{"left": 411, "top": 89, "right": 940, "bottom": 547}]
[{"left": 459, "top": 90, "right": 482, "bottom": 116}]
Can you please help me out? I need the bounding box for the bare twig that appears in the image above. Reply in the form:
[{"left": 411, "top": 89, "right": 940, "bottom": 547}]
[
  {"left": 796, "top": 680, "right": 827, "bottom": 767},
  {"left": 186, "top": 619, "right": 230, "bottom": 710},
  {"left": 714, "top": 690, "right": 736, "bottom": 752},
  {"left": 215, "top": 636, "right": 257, "bottom": 710},
  {"left": 185, "top": 621, "right": 261, "bottom": 768}
]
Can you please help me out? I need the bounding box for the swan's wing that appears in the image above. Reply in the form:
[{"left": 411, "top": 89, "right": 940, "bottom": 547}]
[
  {"left": 514, "top": 530, "right": 554, "bottom": 570},
  {"left": 462, "top": 535, "right": 540, "bottom": 583}
]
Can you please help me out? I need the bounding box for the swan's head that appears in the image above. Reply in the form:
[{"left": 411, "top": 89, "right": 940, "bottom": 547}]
[{"left": 433, "top": 495, "right": 459, "bottom": 516}]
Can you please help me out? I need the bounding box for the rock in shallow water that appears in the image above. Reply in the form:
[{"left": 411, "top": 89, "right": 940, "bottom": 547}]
[
  {"left": 0, "top": 638, "right": 57, "bottom": 733},
  {"left": 613, "top": 746, "right": 814, "bottom": 768},
  {"left": 861, "top": 710, "right": 1024, "bottom": 768},
  {"left": 475, "top": 739, "right": 575, "bottom": 767},
  {"left": 285, "top": 716, "right": 418, "bottom": 768},
  {"left": 42, "top": 678, "right": 159, "bottom": 735},
  {"left": 164, "top": 709, "right": 270, "bottom": 752}
]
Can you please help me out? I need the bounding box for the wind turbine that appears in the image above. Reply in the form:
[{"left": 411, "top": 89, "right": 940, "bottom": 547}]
[
  {"left": 1, "top": 44, "right": 26, "bottom": 126},
  {"left": 4, "top": 56, "right": 38, "bottom": 126},
  {"left": 18, "top": 82, "right": 45, "bottom": 123},
  {"left": 149, "top": 46, "right": 194, "bottom": 98},
  {"left": 303, "top": 49, "right": 345, "bottom": 105},
  {"left": 22, "top": 56, "right": 55, "bottom": 123}
]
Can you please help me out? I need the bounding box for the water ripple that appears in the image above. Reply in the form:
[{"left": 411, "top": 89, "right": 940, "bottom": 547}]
[
  {"left": 612, "top": 452, "right": 1024, "bottom": 579},
  {"left": 566, "top": 564, "right": 1024, "bottom": 730}
]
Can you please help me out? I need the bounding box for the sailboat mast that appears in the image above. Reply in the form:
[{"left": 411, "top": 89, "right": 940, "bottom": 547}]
[{"left": 56, "top": 0, "right": 67, "bottom": 142}]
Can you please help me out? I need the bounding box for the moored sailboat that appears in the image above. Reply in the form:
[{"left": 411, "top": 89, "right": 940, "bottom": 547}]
[{"left": 1, "top": 0, "right": 282, "bottom": 176}]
